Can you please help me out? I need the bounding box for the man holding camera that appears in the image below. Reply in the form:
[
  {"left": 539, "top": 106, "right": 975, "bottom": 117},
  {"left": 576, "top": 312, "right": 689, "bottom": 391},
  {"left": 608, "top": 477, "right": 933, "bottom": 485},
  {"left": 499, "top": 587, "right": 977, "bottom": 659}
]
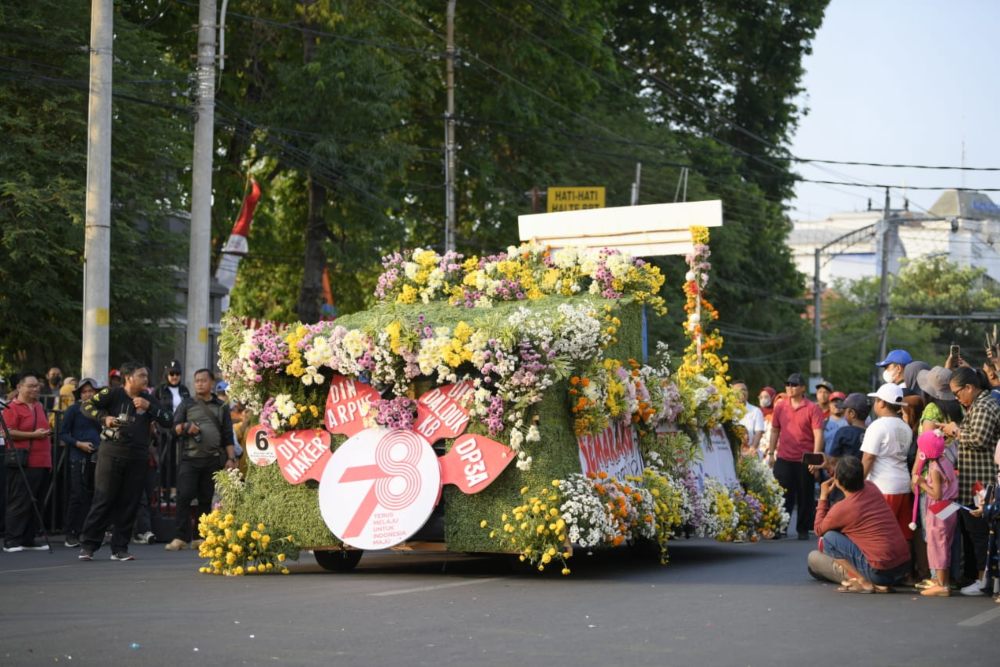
[
  {"left": 78, "top": 363, "right": 172, "bottom": 561},
  {"left": 807, "top": 456, "right": 910, "bottom": 593},
  {"left": 164, "top": 369, "right": 235, "bottom": 552}
]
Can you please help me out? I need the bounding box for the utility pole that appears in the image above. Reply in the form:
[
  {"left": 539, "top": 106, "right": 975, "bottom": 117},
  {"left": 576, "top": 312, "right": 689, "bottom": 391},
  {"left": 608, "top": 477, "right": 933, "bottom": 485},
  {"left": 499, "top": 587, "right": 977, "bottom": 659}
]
[
  {"left": 81, "top": 0, "right": 113, "bottom": 383},
  {"left": 630, "top": 162, "right": 642, "bottom": 206},
  {"left": 811, "top": 247, "right": 822, "bottom": 387},
  {"left": 876, "top": 187, "right": 892, "bottom": 368},
  {"left": 185, "top": 0, "right": 218, "bottom": 381},
  {"left": 443, "top": 0, "right": 457, "bottom": 253}
]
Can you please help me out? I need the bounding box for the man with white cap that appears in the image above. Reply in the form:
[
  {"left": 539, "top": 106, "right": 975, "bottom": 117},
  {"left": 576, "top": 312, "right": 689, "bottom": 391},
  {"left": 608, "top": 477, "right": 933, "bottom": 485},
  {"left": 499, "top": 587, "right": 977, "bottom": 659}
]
[
  {"left": 861, "top": 383, "right": 914, "bottom": 541},
  {"left": 875, "top": 349, "right": 912, "bottom": 388}
]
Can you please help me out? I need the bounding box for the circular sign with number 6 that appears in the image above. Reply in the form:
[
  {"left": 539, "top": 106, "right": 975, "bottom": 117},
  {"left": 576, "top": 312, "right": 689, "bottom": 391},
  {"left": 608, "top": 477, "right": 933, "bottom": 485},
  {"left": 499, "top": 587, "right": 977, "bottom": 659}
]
[{"left": 318, "top": 428, "right": 440, "bottom": 550}]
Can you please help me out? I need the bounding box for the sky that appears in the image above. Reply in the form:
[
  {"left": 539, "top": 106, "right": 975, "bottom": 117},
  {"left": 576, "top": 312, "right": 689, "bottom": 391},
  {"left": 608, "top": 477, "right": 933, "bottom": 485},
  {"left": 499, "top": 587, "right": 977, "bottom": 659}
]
[{"left": 788, "top": 0, "right": 1000, "bottom": 221}]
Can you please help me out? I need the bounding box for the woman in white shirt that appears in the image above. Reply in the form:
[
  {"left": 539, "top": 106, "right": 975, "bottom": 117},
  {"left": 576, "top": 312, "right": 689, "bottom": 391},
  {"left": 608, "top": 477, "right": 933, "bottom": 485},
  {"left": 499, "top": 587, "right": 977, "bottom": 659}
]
[{"left": 860, "top": 383, "right": 914, "bottom": 540}]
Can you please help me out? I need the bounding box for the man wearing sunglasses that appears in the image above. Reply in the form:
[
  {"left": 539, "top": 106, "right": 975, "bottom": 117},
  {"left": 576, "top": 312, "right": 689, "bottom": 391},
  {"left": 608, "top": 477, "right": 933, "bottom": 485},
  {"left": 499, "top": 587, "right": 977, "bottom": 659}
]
[
  {"left": 765, "top": 372, "right": 825, "bottom": 539},
  {"left": 153, "top": 361, "right": 191, "bottom": 507}
]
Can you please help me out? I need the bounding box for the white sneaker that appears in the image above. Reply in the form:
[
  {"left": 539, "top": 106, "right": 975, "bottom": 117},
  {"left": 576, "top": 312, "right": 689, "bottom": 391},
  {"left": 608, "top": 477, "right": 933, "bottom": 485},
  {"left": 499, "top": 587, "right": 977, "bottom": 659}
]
[
  {"left": 961, "top": 579, "right": 987, "bottom": 596},
  {"left": 132, "top": 531, "right": 155, "bottom": 545}
]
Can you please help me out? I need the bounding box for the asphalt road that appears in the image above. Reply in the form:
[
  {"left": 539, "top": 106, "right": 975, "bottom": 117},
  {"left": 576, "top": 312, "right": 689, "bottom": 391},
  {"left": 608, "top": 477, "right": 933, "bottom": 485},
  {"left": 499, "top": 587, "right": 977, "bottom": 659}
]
[{"left": 0, "top": 536, "right": 996, "bottom": 667}]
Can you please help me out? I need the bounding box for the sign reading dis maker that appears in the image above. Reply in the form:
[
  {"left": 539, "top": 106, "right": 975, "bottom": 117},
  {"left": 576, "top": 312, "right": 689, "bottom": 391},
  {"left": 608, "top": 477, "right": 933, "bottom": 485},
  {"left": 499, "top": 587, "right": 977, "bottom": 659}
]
[
  {"left": 245, "top": 425, "right": 277, "bottom": 467},
  {"left": 271, "top": 429, "right": 332, "bottom": 484},
  {"left": 325, "top": 374, "right": 379, "bottom": 437},
  {"left": 319, "top": 429, "right": 440, "bottom": 550},
  {"left": 577, "top": 419, "right": 644, "bottom": 480}
]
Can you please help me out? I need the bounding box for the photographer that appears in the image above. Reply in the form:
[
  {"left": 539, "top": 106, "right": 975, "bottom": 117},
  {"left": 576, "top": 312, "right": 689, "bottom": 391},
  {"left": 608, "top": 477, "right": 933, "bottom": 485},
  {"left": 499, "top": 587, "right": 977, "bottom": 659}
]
[
  {"left": 164, "top": 369, "right": 235, "bottom": 552},
  {"left": 78, "top": 363, "right": 172, "bottom": 562},
  {"left": 808, "top": 456, "right": 910, "bottom": 593}
]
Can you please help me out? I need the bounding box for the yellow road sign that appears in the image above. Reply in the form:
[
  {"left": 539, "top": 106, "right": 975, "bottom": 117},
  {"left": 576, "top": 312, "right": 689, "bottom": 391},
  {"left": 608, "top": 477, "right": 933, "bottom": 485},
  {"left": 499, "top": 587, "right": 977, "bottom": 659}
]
[{"left": 547, "top": 186, "right": 605, "bottom": 212}]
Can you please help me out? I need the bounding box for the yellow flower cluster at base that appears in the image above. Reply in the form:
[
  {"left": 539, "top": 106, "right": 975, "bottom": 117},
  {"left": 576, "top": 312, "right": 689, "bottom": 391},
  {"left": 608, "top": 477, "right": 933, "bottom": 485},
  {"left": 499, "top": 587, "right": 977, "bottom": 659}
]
[
  {"left": 197, "top": 510, "right": 298, "bottom": 576},
  {"left": 481, "top": 482, "right": 572, "bottom": 575}
]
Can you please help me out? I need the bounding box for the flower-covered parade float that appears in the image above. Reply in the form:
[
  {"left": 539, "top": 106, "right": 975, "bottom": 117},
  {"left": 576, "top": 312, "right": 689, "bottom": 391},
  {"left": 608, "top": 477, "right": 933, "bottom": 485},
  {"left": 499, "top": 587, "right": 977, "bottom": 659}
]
[{"left": 205, "top": 227, "right": 788, "bottom": 576}]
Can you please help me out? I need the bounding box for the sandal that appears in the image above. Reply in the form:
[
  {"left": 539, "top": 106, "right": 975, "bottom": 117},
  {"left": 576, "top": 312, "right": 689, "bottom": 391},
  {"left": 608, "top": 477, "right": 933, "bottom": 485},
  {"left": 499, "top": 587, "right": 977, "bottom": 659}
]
[
  {"left": 836, "top": 579, "right": 873, "bottom": 594},
  {"left": 914, "top": 579, "right": 936, "bottom": 590},
  {"left": 872, "top": 585, "right": 894, "bottom": 594},
  {"left": 920, "top": 584, "right": 951, "bottom": 597}
]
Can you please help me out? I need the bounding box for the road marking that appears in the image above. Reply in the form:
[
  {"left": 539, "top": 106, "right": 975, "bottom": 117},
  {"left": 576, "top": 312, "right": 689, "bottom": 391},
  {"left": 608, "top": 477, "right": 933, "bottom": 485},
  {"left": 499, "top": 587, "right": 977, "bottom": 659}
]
[
  {"left": 0, "top": 565, "right": 74, "bottom": 575},
  {"left": 957, "top": 606, "right": 1000, "bottom": 627},
  {"left": 369, "top": 577, "right": 503, "bottom": 597}
]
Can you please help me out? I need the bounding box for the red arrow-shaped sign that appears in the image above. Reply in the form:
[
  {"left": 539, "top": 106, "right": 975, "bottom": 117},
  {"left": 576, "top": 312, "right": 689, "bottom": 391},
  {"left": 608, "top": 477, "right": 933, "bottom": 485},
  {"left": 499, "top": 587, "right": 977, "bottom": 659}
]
[
  {"left": 413, "top": 381, "right": 473, "bottom": 443},
  {"left": 439, "top": 433, "right": 515, "bottom": 494},
  {"left": 324, "top": 374, "right": 379, "bottom": 437},
  {"left": 269, "top": 428, "right": 333, "bottom": 485}
]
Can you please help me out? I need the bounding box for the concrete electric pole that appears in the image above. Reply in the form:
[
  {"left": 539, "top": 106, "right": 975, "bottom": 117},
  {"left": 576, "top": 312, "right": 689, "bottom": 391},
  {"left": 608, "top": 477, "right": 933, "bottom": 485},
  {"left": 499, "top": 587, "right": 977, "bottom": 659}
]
[
  {"left": 444, "top": 0, "right": 457, "bottom": 253},
  {"left": 876, "top": 187, "right": 892, "bottom": 369},
  {"left": 81, "top": 0, "right": 113, "bottom": 384},
  {"left": 185, "top": 0, "right": 218, "bottom": 381}
]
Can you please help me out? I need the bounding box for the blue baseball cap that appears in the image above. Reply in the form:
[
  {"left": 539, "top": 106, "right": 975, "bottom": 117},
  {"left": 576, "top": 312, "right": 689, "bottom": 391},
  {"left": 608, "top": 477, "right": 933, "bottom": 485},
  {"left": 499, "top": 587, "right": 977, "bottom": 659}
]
[
  {"left": 875, "top": 349, "right": 912, "bottom": 367},
  {"left": 215, "top": 380, "right": 230, "bottom": 393}
]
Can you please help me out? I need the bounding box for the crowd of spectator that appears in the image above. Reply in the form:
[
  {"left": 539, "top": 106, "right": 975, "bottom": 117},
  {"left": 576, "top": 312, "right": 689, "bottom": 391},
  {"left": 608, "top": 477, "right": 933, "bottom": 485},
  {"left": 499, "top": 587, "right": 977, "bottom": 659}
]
[
  {"left": 735, "top": 347, "right": 1000, "bottom": 601},
  {"left": 1, "top": 362, "right": 244, "bottom": 561}
]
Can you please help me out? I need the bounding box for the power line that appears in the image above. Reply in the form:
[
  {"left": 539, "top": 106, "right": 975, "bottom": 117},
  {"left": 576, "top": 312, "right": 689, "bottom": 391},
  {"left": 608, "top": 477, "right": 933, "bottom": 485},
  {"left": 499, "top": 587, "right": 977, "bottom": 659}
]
[{"left": 794, "top": 156, "right": 1000, "bottom": 172}]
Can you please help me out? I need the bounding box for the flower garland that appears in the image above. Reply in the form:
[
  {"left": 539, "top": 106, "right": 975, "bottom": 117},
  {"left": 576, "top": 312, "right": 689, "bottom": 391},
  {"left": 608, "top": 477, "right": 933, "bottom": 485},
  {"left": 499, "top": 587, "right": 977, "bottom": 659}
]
[
  {"left": 701, "top": 477, "right": 739, "bottom": 540},
  {"left": 373, "top": 242, "right": 667, "bottom": 314},
  {"left": 736, "top": 456, "right": 790, "bottom": 538},
  {"left": 677, "top": 227, "right": 743, "bottom": 428},
  {"left": 642, "top": 465, "right": 686, "bottom": 563}
]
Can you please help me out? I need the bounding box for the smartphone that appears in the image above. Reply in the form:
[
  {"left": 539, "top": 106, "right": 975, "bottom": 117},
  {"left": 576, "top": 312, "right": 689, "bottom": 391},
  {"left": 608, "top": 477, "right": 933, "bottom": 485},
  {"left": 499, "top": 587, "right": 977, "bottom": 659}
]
[
  {"left": 950, "top": 343, "right": 960, "bottom": 358},
  {"left": 802, "top": 452, "right": 825, "bottom": 466}
]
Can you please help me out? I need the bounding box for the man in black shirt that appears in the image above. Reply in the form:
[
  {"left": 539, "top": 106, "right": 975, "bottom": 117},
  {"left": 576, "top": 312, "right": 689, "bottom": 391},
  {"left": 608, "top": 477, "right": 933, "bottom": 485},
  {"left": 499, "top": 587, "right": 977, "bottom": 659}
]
[{"left": 78, "top": 363, "right": 172, "bottom": 561}]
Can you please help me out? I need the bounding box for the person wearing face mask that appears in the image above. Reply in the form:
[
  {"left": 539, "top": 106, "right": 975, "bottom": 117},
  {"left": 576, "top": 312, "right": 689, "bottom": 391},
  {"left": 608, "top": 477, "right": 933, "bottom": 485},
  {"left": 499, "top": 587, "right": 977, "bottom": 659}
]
[
  {"left": 732, "top": 381, "right": 765, "bottom": 457},
  {"left": 876, "top": 349, "right": 912, "bottom": 388},
  {"left": 758, "top": 387, "right": 776, "bottom": 460}
]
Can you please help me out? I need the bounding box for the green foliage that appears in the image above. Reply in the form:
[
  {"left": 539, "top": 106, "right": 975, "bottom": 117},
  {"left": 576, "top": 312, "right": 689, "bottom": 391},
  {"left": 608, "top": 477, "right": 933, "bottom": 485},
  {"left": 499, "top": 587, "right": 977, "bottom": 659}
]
[
  {"left": 0, "top": 1, "right": 187, "bottom": 373},
  {"left": 817, "top": 257, "right": 989, "bottom": 392},
  {"left": 2, "top": 1, "right": 828, "bottom": 387}
]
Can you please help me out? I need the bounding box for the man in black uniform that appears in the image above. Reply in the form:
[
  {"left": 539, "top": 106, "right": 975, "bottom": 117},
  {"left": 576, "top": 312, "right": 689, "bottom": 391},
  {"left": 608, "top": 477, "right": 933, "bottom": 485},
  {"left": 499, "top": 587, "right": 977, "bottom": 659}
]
[
  {"left": 78, "top": 363, "right": 172, "bottom": 561},
  {"left": 164, "top": 369, "right": 236, "bottom": 551},
  {"left": 154, "top": 360, "right": 190, "bottom": 499}
]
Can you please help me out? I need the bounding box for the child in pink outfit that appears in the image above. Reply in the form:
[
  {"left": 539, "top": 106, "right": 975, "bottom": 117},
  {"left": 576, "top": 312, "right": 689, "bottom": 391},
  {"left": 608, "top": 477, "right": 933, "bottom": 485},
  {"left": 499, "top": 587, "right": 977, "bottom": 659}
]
[{"left": 912, "top": 431, "right": 959, "bottom": 597}]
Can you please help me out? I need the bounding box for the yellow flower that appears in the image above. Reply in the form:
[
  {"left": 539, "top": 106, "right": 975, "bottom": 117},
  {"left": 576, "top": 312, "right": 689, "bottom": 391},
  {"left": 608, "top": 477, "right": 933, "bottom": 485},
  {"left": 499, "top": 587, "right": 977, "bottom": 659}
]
[
  {"left": 479, "top": 520, "right": 488, "bottom": 528},
  {"left": 561, "top": 568, "right": 571, "bottom": 576},
  {"left": 277, "top": 553, "right": 286, "bottom": 562}
]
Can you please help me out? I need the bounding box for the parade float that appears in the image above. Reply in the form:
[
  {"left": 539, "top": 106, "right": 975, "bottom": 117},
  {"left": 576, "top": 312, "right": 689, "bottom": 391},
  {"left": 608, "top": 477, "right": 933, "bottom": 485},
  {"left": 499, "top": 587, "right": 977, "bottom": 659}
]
[{"left": 203, "top": 220, "right": 789, "bottom": 576}]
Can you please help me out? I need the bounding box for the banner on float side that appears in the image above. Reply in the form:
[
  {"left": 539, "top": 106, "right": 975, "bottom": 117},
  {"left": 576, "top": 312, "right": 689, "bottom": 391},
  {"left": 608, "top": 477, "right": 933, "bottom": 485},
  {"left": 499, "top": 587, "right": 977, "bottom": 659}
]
[
  {"left": 577, "top": 419, "right": 644, "bottom": 480},
  {"left": 698, "top": 426, "right": 738, "bottom": 486}
]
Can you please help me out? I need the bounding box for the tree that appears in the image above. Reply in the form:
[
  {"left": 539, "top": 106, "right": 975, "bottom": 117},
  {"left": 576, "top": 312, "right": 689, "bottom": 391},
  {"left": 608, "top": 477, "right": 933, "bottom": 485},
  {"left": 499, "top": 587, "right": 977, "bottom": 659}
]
[
  {"left": 0, "top": 1, "right": 188, "bottom": 375},
  {"left": 817, "top": 255, "right": 1000, "bottom": 392}
]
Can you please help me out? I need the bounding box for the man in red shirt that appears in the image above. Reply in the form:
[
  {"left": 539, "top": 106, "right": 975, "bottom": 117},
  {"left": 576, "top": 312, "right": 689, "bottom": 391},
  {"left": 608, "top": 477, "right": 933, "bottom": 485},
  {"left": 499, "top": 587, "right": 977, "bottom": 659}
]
[
  {"left": 810, "top": 456, "right": 910, "bottom": 592},
  {"left": 765, "top": 372, "right": 823, "bottom": 539},
  {"left": 2, "top": 373, "right": 52, "bottom": 552}
]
